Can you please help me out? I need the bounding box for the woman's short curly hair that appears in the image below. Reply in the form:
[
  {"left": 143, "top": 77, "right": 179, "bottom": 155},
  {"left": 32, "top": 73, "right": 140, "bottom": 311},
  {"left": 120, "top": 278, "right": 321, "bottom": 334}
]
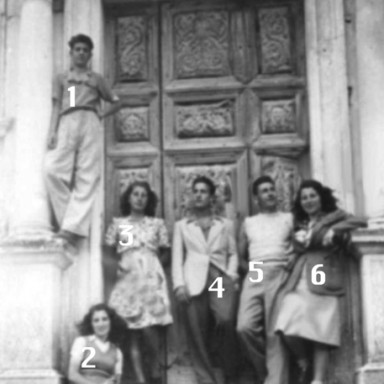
[
  {"left": 77, "top": 303, "right": 126, "bottom": 344},
  {"left": 68, "top": 34, "right": 94, "bottom": 50},
  {"left": 120, "top": 181, "right": 158, "bottom": 217},
  {"left": 293, "top": 179, "right": 338, "bottom": 222}
]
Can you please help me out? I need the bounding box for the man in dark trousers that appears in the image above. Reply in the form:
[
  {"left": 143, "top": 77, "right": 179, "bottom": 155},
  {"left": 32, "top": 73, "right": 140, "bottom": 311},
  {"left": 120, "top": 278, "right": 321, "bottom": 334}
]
[{"left": 172, "top": 176, "right": 239, "bottom": 384}]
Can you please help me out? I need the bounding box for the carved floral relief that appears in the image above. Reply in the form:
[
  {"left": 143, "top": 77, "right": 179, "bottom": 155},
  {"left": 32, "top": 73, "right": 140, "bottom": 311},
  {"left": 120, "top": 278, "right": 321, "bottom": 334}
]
[
  {"left": 258, "top": 7, "right": 293, "bottom": 74},
  {"left": 117, "top": 16, "right": 147, "bottom": 81},
  {"left": 261, "top": 99, "right": 295, "bottom": 134},
  {"left": 175, "top": 165, "right": 235, "bottom": 219},
  {"left": 260, "top": 156, "right": 301, "bottom": 211},
  {"left": 116, "top": 107, "right": 149, "bottom": 142},
  {"left": 176, "top": 100, "right": 234, "bottom": 138},
  {"left": 173, "top": 11, "right": 230, "bottom": 78}
]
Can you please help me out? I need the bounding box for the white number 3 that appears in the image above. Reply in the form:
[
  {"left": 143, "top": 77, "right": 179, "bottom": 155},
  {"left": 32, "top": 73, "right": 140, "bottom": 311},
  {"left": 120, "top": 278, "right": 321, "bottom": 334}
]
[
  {"left": 119, "top": 225, "right": 133, "bottom": 246},
  {"left": 81, "top": 347, "right": 96, "bottom": 368},
  {"left": 208, "top": 277, "right": 225, "bottom": 298}
]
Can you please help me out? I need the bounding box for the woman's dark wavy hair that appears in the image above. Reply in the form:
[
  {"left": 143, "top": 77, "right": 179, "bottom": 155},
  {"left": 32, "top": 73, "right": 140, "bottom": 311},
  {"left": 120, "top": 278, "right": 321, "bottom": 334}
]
[
  {"left": 77, "top": 303, "right": 126, "bottom": 344},
  {"left": 293, "top": 179, "right": 338, "bottom": 223},
  {"left": 120, "top": 181, "right": 158, "bottom": 217}
]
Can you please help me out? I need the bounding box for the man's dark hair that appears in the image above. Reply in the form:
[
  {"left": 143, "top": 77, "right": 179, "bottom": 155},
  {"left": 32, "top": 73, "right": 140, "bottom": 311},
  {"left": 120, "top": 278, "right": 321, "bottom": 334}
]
[
  {"left": 192, "top": 176, "right": 216, "bottom": 196},
  {"left": 68, "top": 34, "right": 94, "bottom": 51},
  {"left": 252, "top": 175, "right": 275, "bottom": 195}
]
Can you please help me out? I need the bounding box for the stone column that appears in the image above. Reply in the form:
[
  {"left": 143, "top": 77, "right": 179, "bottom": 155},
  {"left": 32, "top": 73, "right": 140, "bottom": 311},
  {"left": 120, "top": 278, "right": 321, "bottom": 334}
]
[
  {"left": 352, "top": 1, "right": 384, "bottom": 383},
  {"left": 10, "top": 0, "right": 53, "bottom": 238},
  {"left": 305, "top": 0, "right": 355, "bottom": 211},
  {"left": 355, "top": 0, "right": 384, "bottom": 221}
]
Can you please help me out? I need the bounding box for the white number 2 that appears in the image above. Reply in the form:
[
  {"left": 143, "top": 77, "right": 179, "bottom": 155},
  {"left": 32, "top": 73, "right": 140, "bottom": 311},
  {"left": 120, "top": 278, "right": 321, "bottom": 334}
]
[
  {"left": 68, "top": 86, "right": 75, "bottom": 107},
  {"left": 208, "top": 277, "right": 225, "bottom": 298},
  {"left": 311, "top": 264, "right": 326, "bottom": 285},
  {"left": 119, "top": 225, "right": 133, "bottom": 246},
  {"left": 81, "top": 347, "right": 96, "bottom": 368}
]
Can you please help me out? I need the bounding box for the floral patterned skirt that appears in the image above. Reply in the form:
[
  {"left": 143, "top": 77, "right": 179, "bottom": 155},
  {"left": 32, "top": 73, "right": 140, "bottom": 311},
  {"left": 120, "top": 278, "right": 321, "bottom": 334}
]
[{"left": 108, "top": 248, "right": 173, "bottom": 329}]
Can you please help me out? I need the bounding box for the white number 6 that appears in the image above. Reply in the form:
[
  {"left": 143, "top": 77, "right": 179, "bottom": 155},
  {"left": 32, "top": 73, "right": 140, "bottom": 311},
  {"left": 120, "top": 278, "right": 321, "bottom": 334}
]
[
  {"left": 119, "top": 224, "right": 133, "bottom": 246},
  {"left": 311, "top": 264, "right": 326, "bottom": 285},
  {"left": 81, "top": 347, "right": 96, "bottom": 368}
]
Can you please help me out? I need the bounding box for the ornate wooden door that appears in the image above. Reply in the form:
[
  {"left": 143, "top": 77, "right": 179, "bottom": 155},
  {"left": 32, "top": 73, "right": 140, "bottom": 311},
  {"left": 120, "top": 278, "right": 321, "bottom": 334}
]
[
  {"left": 104, "top": 0, "right": 307, "bottom": 234},
  {"left": 104, "top": 1, "right": 310, "bottom": 383}
]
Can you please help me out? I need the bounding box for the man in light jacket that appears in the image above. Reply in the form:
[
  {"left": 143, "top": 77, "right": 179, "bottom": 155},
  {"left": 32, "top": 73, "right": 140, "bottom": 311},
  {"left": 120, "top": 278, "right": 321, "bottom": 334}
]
[{"left": 172, "top": 175, "right": 239, "bottom": 384}]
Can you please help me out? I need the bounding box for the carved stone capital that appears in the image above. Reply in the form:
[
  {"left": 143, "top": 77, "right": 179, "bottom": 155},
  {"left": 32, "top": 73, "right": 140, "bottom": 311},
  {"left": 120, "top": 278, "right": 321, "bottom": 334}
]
[{"left": 0, "top": 117, "right": 14, "bottom": 139}]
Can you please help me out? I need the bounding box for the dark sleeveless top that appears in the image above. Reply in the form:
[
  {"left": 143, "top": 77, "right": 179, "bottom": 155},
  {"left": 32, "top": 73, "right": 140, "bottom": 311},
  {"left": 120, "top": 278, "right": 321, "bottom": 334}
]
[{"left": 80, "top": 336, "right": 119, "bottom": 383}]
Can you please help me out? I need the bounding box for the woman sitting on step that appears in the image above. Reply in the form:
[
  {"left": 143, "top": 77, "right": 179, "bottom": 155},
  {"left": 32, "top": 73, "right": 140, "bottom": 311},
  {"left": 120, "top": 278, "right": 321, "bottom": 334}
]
[{"left": 68, "top": 303, "right": 126, "bottom": 384}]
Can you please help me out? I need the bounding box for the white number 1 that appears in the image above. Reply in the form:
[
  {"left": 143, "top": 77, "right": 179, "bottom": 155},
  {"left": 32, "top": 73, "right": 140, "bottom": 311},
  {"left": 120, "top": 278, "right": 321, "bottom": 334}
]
[
  {"left": 68, "top": 86, "right": 75, "bottom": 107},
  {"left": 208, "top": 277, "right": 225, "bottom": 298},
  {"left": 81, "top": 347, "right": 96, "bottom": 368}
]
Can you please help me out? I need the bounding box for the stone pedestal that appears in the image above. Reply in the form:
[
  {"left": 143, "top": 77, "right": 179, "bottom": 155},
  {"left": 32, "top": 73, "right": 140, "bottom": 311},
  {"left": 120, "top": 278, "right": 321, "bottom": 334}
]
[
  {"left": 353, "top": 229, "right": 384, "bottom": 384},
  {"left": 0, "top": 240, "right": 73, "bottom": 384}
]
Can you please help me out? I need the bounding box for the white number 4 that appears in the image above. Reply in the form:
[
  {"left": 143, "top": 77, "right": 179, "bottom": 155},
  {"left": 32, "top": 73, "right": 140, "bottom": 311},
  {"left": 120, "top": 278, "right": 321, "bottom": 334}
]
[
  {"left": 119, "top": 224, "right": 133, "bottom": 246},
  {"left": 81, "top": 347, "right": 96, "bottom": 368},
  {"left": 311, "top": 264, "right": 326, "bottom": 285},
  {"left": 208, "top": 277, "right": 225, "bottom": 298}
]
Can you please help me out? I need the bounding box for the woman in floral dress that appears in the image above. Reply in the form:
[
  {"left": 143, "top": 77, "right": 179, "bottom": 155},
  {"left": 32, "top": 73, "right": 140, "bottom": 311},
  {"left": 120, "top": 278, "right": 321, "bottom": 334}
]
[{"left": 105, "top": 181, "right": 172, "bottom": 384}]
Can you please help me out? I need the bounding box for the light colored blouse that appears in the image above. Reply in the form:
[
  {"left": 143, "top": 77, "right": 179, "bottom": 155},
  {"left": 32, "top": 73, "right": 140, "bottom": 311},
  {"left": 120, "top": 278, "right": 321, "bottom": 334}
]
[
  {"left": 105, "top": 216, "right": 170, "bottom": 254},
  {"left": 70, "top": 335, "right": 123, "bottom": 376}
]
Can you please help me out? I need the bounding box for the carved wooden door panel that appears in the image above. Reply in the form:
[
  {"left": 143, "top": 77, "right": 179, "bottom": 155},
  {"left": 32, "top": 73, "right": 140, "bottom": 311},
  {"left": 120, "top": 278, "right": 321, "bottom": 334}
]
[{"left": 162, "top": 0, "right": 307, "bottom": 227}]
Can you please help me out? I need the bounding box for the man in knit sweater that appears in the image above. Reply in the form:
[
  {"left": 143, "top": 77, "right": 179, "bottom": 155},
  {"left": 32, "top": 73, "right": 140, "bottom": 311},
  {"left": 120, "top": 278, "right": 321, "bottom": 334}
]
[{"left": 237, "top": 175, "right": 294, "bottom": 384}]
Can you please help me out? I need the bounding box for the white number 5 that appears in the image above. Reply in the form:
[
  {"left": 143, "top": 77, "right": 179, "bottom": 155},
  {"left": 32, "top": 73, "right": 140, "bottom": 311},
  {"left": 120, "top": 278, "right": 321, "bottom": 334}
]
[
  {"left": 81, "top": 347, "right": 96, "bottom": 368},
  {"left": 249, "top": 261, "right": 264, "bottom": 283},
  {"left": 119, "top": 225, "right": 133, "bottom": 246},
  {"left": 311, "top": 264, "right": 326, "bottom": 285}
]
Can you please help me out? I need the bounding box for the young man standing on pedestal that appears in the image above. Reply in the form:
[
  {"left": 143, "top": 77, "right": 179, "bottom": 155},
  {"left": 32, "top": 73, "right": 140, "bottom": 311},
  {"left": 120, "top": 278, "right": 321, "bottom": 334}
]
[
  {"left": 44, "top": 34, "right": 120, "bottom": 246},
  {"left": 172, "top": 176, "right": 239, "bottom": 384},
  {"left": 236, "top": 175, "right": 294, "bottom": 384}
]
